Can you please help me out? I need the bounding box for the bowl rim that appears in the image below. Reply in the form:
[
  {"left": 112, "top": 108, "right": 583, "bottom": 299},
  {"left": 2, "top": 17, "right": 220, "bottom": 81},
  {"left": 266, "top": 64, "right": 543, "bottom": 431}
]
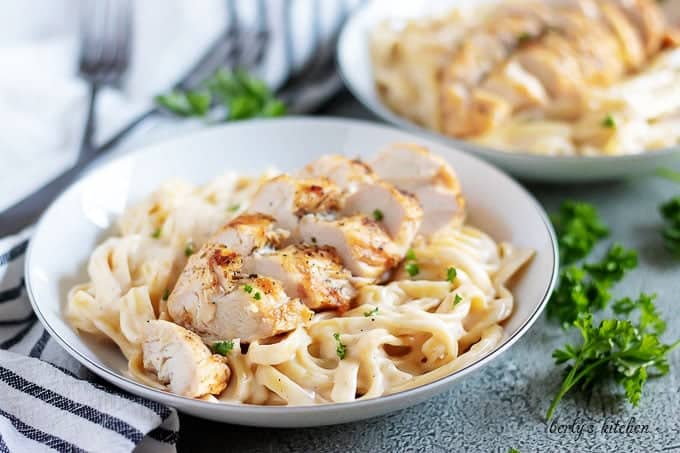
[
  {"left": 25, "top": 116, "right": 560, "bottom": 416},
  {"left": 336, "top": 0, "right": 680, "bottom": 163}
]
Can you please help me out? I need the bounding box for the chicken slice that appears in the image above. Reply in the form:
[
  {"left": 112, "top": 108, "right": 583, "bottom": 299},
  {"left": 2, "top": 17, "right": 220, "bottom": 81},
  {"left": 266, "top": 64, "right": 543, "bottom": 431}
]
[
  {"left": 438, "top": 4, "right": 549, "bottom": 137},
  {"left": 439, "top": 33, "right": 510, "bottom": 138},
  {"left": 244, "top": 245, "right": 356, "bottom": 311},
  {"left": 248, "top": 175, "right": 342, "bottom": 231},
  {"left": 167, "top": 243, "right": 313, "bottom": 343},
  {"left": 142, "top": 320, "right": 229, "bottom": 397},
  {"left": 300, "top": 155, "right": 423, "bottom": 255},
  {"left": 212, "top": 213, "right": 288, "bottom": 256},
  {"left": 599, "top": 1, "right": 646, "bottom": 71},
  {"left": 342, "top": 180, "right": 423, "bottom": 256},
  {"left": 552, "top": 9, "right": 626, "bottom": 86},
  {"left": 515, "top": 39, "right": 583, "bottom": 98},
  {"left": 618, "top": 0, "right": 666, "bottom": 56},
  {"left": 479, "top": 60, "right": 549, "bottom": 111},
  {"left": 298, "top": 155, "right": 374, "bottom": 192},
  {"left": 297, "top": 215, "right": 400, "bottom": 281},
  {"left": 370, "top": 144, "right": 466, "bottom": 235}
]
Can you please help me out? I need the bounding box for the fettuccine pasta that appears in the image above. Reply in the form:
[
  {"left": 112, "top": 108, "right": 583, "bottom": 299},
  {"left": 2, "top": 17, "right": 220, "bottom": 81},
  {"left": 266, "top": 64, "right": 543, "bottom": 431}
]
[{"left": 67, "top": 155, "right": 532, "bottom": 406}]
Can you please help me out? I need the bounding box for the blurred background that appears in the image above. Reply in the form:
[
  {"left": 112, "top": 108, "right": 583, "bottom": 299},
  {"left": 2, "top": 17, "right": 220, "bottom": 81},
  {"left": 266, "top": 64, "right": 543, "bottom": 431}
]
[{"left": 0, "top": 0, "right": 359, "bottom": 227}]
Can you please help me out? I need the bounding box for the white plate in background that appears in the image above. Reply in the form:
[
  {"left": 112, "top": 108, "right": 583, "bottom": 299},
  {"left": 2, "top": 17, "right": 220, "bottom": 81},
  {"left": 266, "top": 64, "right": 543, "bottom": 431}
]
[
  {"left": 337, "top": 0, "right": 680, "bottom": 182},
  {"left": 26, "top": 117, "right": 558, "bottom": 427}
]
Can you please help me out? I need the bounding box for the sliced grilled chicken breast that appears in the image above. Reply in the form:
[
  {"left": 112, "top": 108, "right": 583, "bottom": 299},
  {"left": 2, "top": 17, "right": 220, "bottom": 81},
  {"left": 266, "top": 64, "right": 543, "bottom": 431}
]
[
  {"left": 618, "top": 0, "right": 666, "bottom": 56},
  {"left": 297, "top": 214, "right": 400, "bottom": 280},
  {"left": 142, "top": 320, "right": 229, "bottom": 397},
  {"left": 248, "top": 175, "right": 341, "bottom": 231},
  {"left": 244, "top": 245, "right": 356, "bottom": 311},
  {"left": 439, "top": 4, "right": 548, "bottom": 137},
  {"left": 515, "top": 38, "right": 584, "bottom": 98},
  {"left": 342, "top": 180, "right": 423, "bottom": 255},
  {"left": 212, "top": 213, "right": 288, "bottom": 256},
  {"left": 371, "top": 144, "right": 466, "bottom": 235},
  {"left": 552, "top": 9, "right": 626, "bottom": 86},
  {"left": 479, "top": 60, "right": 549, "bottom": 111},
  {"left": 298, "top": 155, "right": 374, "bottom": 192},
  {"left": 301, "top": 155, "right": 424, "bottom": 253},
  {"left": 167, "top": 243, "right": 313, "bottom": 343},
  {"left": 600, "top": 1, "right": 646, "bottom": 70}
]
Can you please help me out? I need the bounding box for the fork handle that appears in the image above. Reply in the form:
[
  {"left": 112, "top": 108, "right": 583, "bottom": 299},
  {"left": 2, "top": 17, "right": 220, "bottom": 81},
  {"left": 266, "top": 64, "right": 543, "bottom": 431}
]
[
  {"left": 98, "top": 107, "right": 158, "bottom": 153},
  {"left": 78, "top": 83, "right": 99, "bottom": 163}
]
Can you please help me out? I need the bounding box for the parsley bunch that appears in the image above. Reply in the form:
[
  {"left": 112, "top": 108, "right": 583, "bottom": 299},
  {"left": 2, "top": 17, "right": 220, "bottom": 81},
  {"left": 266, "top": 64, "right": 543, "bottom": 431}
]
[
  {"left": 550, "top": 201, "right": 609, "bottom": 265},
  {"left": 156, "top": 69, "right": 286, "bottom": 120},
  {"left": 547, "top": 243, "right": 637, "bottom": 326},
  {"left": 660, "top": 196, "right": 680, "bottom": 259},
  {"left": 613, "top": 293, "right": 666, "bottom": 336},
  {"left": 546, "top": 309, "right": 679, "bottom": 419}
]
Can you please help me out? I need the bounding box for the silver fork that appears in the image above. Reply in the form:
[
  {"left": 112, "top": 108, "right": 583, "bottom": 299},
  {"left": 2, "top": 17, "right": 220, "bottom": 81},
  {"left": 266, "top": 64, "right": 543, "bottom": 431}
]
[
  {"left": 77, "top": 0, "right": 132, "bottom": 162},
  {"left": 0, "top": 0, "right": 132, "bottom": 235},
  {"left": 99, "top": 0, "right": 270, "bottom": 152}
]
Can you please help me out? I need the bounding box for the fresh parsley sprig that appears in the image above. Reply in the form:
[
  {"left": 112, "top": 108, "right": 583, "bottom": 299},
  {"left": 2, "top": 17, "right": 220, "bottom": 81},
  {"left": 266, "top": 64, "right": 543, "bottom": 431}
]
[
  {"left": 660, "top": 196, "right": 680, "bottom": 259},
  {"left": 547, "top": 243, "right": 637, "bottom": 326},
  {"left": 546, "top": 312, "right": 679, "bottom": 420},
  {"left": 582, "top": 243, "right": 638, "bottom": 286},
  {"left": 550, "top": 201, "right": 609, "bottom": 265},
  {"left": 613, "top": 293, "right": 666, "bottom": 336},
  {"left": 656, "top": 167, "right": 680, "bottom": 184},
  {"left": 156, "top": 69, "right": 286, "bottom": 120}
]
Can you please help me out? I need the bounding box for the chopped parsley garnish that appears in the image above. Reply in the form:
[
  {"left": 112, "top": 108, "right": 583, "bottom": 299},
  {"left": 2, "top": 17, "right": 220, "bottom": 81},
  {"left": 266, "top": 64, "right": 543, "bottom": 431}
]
[
  {"left": 372, "top": 209, "right": 384, "bottom": 221},
  {"left": 546, "top": 313, "right": 679, "bottom": 420},
  {"left": 243, "top": 284, "right": 253, "bottom": 294},
  {"left": 162, "top": 288, "right": 170, "bottom": 301},
  {"left": 551, "top": 201, "right": 609, "bottom": 265},
  {"left": 656, "top": 167, "right": 680, "bottom": 184},
  {"left": 547, "top": 243, "right": 637, "bottom": 326},
  {"left": 156, "top": 69, "right": 286, "bottom": 121},
  {"left": 452, "top": 294, "right": 463, "bottom": 307},
  {"left": 447, "top": 267, "right": 458, "bottom": 283},
  {"left": 517, "top": 32, "right": 532, "bottom": 44},
  {"left": 333, "top": 333, "right": 346, "bottom": 360},
  {"left": 601, "top": 114, "right": 617, "bottom": 129},
  {"left": 508, "top": 449, "right": 520, "bottom": 453},
  {"left": 660, "top": 196, "right": 680, "bottom": 259},
  {"left": 213, "top": 340, "right": 234, "bottom": 356},
  {"left": 364, "top": 307, "right": 379, "bottom": 317},
  {"left": 228, "top": 204, "right": 240, "bottom": 212},
  {"left": 151, "top": 228, "right": 161, "bottom": 239},
  {"left": 405, "top": 262, "right": 420, "bottom": 277},
  {"left": 404, "top": 249, "right": 419, "bottom": 277},
  {"left": 184, "top": 242, "right": 195, "bottom": 257},
  {"left": 254, "top": 292, "right": 262, "bottom": 300}
]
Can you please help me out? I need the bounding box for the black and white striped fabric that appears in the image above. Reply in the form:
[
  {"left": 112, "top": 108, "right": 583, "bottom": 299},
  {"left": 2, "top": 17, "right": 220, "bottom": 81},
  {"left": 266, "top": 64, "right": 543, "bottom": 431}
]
[
  {"left": 0, "top": 229, "right": 179, "bottom": 453},
  {"left": 0, "top": 1, "right": 361, "bottom": 451}
]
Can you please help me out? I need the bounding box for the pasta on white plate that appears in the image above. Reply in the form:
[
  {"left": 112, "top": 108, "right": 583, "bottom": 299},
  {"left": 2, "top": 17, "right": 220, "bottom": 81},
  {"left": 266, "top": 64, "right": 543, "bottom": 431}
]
[
  {"left": 67, "top": 145, "right": 533, "bottom": 406},
  {"left": 371, "top": 0, "right": 680, "bottom": 156}
]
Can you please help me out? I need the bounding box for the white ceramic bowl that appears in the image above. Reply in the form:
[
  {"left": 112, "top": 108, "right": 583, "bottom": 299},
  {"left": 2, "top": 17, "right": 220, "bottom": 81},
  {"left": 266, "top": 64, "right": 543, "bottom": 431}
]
[
  {"left": 337, "top": 0, "right": 680, "bottom": 182},
  {"left": 26, "top": 117, "right": 558, "bottom": 427}
]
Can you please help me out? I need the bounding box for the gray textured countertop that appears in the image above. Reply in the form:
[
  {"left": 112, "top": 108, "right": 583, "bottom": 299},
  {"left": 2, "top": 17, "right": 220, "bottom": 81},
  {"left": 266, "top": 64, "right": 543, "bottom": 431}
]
[{"left": 172, "top": 94, "right": 680, "bottom": 453}]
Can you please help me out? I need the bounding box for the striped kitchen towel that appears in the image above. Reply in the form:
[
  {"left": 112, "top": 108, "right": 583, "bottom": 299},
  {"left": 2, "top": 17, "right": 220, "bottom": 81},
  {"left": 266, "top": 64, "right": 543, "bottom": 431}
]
[
  {"left": 1, "top": 228, "right": 179, "bottom": 453},
  {"left": 0, "top": 0, "right": 360, "bottom": 451}
]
